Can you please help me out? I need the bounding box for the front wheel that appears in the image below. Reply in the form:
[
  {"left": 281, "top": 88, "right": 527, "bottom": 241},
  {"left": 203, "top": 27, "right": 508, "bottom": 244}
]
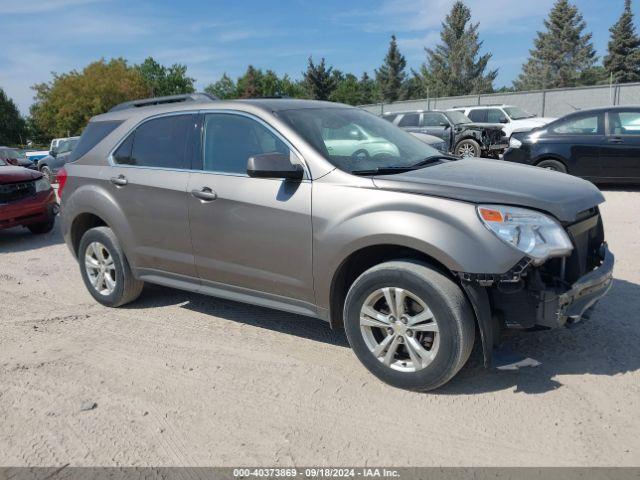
[
  {"left": 343, "top": 260, "right": 475, "bottom": 391},
  {"left": 536, "top": 159, "right": 567, "bottom": 173},
  {"left": 40, "top": 166, "right": 54, "bottom": 183},
  {"left": 78, "top": 226, "right": 144, "bottom": 307},
  {"left": 455, "top": 139, "right": 481, "bottom": 158}
]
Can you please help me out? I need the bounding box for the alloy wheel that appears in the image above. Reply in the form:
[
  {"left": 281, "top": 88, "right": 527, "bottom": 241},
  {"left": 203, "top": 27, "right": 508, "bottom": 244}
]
[
  {"left": 84, "top": 242, "right": 117, "bottom": 296},
  {"left": 457, "top": 144, "right": 476, "bottom": 158},
  {"left": 359, "top": 287, "right": 439, "bottom": 373}
]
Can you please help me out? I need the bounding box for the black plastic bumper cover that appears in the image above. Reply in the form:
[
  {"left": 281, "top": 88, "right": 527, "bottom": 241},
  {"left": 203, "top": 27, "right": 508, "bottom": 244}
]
[{"left": 539, "top": 245, "right": 614, "bottom": 328}]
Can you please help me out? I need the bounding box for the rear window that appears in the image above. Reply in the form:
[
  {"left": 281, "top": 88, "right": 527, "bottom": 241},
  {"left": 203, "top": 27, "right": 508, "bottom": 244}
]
[
  {"left": 113, "top": 114, "right": 195, "bottom": 169},
  {"left": 67, "top": 120, "right": 123, "bottom": 162}
]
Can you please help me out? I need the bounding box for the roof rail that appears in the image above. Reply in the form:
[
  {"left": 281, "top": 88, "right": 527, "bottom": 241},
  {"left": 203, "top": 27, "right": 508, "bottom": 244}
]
[
  {"left": 108, "top": 92, "right": 218, "bottom": 112},
  {"left": 452, "top": 103, "right": 506, "bottom": 108}
]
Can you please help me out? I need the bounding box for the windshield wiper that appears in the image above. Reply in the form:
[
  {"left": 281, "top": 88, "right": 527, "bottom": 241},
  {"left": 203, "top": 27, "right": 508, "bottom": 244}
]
[
  {"left": 409, "top": 154, "right": 457, "bottom": 168},
  {"left": 351, "top": 166, "right": 415, "bottom": 176}
]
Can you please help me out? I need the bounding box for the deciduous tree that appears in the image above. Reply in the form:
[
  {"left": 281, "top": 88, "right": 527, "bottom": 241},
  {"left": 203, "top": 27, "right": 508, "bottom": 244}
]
[{"left": 0, "top": 88, "right": 26, "bottom": 145}]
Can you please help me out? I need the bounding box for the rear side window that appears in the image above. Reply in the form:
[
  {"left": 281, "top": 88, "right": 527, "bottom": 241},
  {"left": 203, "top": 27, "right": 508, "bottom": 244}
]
[
  {"left": 610, "top": 111, "right": 640, "bottom": 135},
  {"left": 114, "top": 114, "right": 195, "bottom": 169},
  {"left": 467, "top": 109, "right": 488, "bottom": 122},
  {"left": 422, "top": 112, "right": 448, "bottom": 126},
  {"left": 68, "top": 120, "right": 122, "bottom": 163},
  {"left": 398, "top": 113, "right": 419, "bottom": 127}
]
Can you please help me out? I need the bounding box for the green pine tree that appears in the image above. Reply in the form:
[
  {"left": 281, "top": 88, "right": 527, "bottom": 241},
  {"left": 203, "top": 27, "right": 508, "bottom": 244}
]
[
  {"left": 604, "top": 0, "right": 640, "bottom": 83},
  {"left": 237, "top": 65, "right": 263, "bottom": 98},
  {"left": 136, "top": 57, "right": 195, "bottom": 96},
  {"left": 375, "top": 35, "right": 407, "bottom": 102},
  {"left": 303, "top": 57, "right": 338, "bottom": 100},
  {"left": 0, "top": 87, "right": 26, "bottom": 145},
  {"left": 514, "top": 0, "right": 596, "bottom": 90},
  {"left": 359, "top": 72, "right": 377, "bottom": 104}
]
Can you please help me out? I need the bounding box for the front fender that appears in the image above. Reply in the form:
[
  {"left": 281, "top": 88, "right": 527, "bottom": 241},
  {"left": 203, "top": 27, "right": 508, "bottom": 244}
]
[{"left": 312, "top": 177, "right": 524, "bottom": 310}]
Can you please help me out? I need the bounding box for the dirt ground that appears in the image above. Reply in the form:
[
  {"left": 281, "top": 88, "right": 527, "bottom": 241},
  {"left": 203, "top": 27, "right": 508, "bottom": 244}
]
[{"left": 0, "top": 189, "right": 638, "bottom": 467}]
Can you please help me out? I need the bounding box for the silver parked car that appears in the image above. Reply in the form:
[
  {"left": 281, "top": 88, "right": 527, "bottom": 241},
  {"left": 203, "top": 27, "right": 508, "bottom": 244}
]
[{"left": 59, "top": 94, "right": 614, "bottom": 391}]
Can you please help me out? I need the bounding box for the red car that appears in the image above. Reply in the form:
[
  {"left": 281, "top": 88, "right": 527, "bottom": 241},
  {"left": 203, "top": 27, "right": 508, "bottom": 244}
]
[{"left": 0, "top": 157, "right": 57, "bottom": 234}]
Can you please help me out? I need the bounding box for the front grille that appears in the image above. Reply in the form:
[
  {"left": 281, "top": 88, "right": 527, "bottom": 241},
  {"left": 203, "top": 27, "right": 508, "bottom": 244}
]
[
  {"left": 0, "top": 180, "right": 36, "bottom": 203},
  {"left": 565, "top": 209, "right": 605, "bottom": 282}
]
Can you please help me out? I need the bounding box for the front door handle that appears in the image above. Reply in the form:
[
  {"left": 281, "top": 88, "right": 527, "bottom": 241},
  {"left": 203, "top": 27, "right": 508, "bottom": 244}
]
[
  {"left": 110, "top": 175, "right": 128, "bottom": 186},
  {"left": 191, "top": 187, "right": 218, "bottom": 201},
  {"left": 608, "top": 136, "right": 624, "bottom": 144}
]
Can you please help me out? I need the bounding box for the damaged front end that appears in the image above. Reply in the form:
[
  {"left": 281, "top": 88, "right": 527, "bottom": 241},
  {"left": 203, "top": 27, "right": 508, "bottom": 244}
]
[{"left": 461, "top": 207, "right": 614, "bottom": 332}]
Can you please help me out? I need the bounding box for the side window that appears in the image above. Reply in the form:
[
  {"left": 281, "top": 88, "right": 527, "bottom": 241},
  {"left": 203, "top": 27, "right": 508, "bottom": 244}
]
[
  {"left": 203, "top": 113, "right": 290, "bottom": 175},
  {"left": 422, "top": 112, "right": 448, "bottom": 127},
  {"left": 487, "top": 109, "right": 507, "bottom": 123},
  {"left": 610, "top": 111, "right": 640, "bottom": 135},
  {"left": 398, "top": 113, "right": 420, "bottom": 127},
  {"left": 114, "top": 114, "right": 194, "bottom": 168},
  {"left": 113, "top": 133, "right": 134, "bottom": 165},
  {"left": 467, "top": 109, "right": 488, "bottom": 122},
  {"left": 552, "top": 114, "right": 602, "bottom": 135}
]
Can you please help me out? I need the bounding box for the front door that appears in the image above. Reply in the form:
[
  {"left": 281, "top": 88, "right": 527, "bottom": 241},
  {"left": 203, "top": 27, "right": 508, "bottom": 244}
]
[
  {"left": 108, "top": 113, "right": 198, "bottom": 278},
  {"left": 421, "top": 112, "right": 452, "bottom": 150},
  {"left": 188, "top": 112, "right": 314, "bottom": 305},
  {"left": 600, "top": 110, "right": 640, "bottom": 182}
]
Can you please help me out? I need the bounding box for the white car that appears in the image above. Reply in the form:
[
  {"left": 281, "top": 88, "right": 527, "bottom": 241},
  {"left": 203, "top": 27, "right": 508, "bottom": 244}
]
[{"left": 449, "top": 105, "right": 555, "bottom": 138}]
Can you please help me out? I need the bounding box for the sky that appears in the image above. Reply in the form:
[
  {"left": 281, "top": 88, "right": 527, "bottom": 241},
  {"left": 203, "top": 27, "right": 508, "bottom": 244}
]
[{"left": 0, "top": 0, "right": 633, "bottom": 114}]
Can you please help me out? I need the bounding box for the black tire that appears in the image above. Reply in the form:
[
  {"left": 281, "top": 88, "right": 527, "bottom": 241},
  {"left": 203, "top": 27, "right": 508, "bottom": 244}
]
[
  {"left": 78, "top": 226, "right": 144, "bottom": 307},
  {"left": 27, "top": 215, "right": 55, "bottom": 234},
  {"left": 536, "top": 159, "right": 567, "bottom": 173},
  {"left": 455, "top": 139, "right": 481, "bottom": 158},
  {"left": 40, "top": 166, "right": 54, "bottom": 183},
  {"left": 343, "top": 260, "right": 475, "bottom": 392}
]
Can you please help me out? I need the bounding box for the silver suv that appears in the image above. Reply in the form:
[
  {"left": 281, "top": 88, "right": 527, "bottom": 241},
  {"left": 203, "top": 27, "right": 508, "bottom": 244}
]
[{"left": 59, "top": 94, "right": 614, "bottom": 391}]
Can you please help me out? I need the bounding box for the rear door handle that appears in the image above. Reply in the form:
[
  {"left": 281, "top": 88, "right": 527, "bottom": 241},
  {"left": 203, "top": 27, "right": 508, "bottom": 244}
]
[
  {"left": 191, "top": 187, "right": 218, "bottom": 201},
  {"left": 608, "top": 136, "right": 624, "bottom": 144},
  {"left": 110, "top": 175, "right": 128, "bottom": 186}
]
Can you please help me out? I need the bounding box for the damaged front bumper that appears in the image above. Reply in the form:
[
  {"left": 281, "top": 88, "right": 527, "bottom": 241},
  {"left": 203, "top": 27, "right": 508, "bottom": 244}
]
[{"left": 537, "top": 245, "right": 614, "bottom": 328}]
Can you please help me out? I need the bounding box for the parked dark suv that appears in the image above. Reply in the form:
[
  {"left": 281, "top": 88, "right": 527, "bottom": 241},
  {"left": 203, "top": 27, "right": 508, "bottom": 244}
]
[
  {"left": 37, "top": 136, "right": 79, "bottom": 183},
  {"left": 504, "top": 106, "right": 640, "bottom": 183},
  {"left": 382, "top": 109, "right": 507, "bottom": 158},
  {"left": 60, "top": 94, "right": 613, "bottom": 391}
]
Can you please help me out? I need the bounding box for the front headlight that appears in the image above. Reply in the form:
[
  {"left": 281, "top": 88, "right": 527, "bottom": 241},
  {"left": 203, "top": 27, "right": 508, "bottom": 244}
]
[
  {"left": 477, "top": 205, "right": 573, "bottom": 264},
  {"left": 509, "top": 137, "right": 522, "bottom": 148},
  {"left": 35, "top": 177, "right": 51, "bottom": 192}
]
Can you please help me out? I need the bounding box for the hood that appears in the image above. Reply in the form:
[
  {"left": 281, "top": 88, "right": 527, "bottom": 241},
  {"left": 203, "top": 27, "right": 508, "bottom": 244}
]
[
  {"left": 371, "top": 158, "right": 604, "bottom": 223},
  {"left": 0, "top": 166, "right": 43, "bottom": 184},
  {"left": 512, "top": 117, "right": 555, "bottom": 127},
  {"left": 458, "top": 122, "right": 504, "bottom": 131}
]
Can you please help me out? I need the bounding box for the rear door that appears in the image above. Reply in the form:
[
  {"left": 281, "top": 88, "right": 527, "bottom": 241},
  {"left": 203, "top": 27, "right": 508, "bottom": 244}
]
[
  {"left": 109, "top": 113, "right": 198, "bottom": 278},
  {"left": 396, "top": 113, "right": 422, "bottom": 133},
  {"left": 600, "top": 109, "right": 640, "bottom": 182}
]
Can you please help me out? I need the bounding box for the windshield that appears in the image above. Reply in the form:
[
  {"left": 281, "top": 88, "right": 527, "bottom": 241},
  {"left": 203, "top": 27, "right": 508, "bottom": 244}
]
[
  {"left": 276, "top": 107, "right": 441, "bottom": 173},
  {"left": 445, "top": 110, "right": 472, "bottom": 124},
  {"left": 504, "top": 106, "right": 535, "bottom": 120}
]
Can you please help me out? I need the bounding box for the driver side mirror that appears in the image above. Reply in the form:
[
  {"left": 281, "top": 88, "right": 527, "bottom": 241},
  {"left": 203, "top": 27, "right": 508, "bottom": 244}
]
[
  {"left": 499, "top": 118, "right": 508, "bottom": 124},
  {"left": 247, "top": 153, "right": 304, "bottom": 181},
  {"left": 49, "top": 148, "right": 58, "bottom": 157}
]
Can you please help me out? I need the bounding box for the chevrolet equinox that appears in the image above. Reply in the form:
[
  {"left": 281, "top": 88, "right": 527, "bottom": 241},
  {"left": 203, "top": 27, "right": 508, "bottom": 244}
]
[{"left": 59, "top": 94, "right": 614, "bottom": 391}]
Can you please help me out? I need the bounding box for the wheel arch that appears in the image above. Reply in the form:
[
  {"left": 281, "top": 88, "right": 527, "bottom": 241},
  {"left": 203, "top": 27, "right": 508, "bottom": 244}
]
[
  {"left": 534, "top": 156, "right": 569, "bottom": 172},
  {"left": 328, "top": 244, "right": 497, "bottom": 368}
]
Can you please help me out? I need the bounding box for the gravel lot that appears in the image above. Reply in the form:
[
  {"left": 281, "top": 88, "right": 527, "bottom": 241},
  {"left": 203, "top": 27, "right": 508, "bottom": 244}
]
[{"left": 0, "top": 189, "right": 638, "bottom": 467}]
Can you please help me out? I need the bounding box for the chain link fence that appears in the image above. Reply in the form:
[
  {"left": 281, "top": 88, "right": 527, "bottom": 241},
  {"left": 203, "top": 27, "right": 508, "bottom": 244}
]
[{"left": 359, "top": 82, "right": 640, "bottom": 118}]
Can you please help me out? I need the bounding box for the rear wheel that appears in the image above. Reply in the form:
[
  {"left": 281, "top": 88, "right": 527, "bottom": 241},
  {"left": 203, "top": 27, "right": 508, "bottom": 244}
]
[
  {"left": 455, "top": 139, "right": 481, "bottom": 158},
  {"left": 78, "top": 226, "right": 143, "bottom": 307},
  {"left": 343, "top": 260, "right": 475, "bottom": 391},
  {"left": 536, "top": 159, "right": 567, "bottom": 173}
]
